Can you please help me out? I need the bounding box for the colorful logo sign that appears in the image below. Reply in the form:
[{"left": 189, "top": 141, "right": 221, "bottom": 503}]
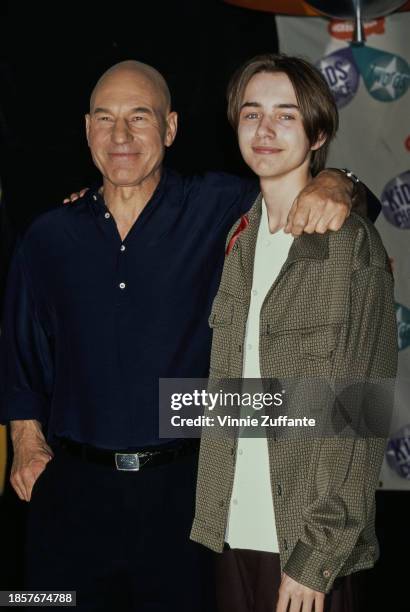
[
  {"left": 316, "top": 48, "right": 360, "bottom": 108},
  {"left": 328, "top": 18, "right": 385, "bottom": 41},
  {"left": 386, "top": 425, "right": 410, "bottom": 479},
  {"left": 396, "top": 303, "right": 410, "bottom": 351},
  {"left": 381, "top": 171, "right": 410, "bottom": 229},
  {"left": 352, "top": 47, "right": 410, "bottom": 102},
  {"left": 318, "top": 46, "right": 410, "bottom": 108}
]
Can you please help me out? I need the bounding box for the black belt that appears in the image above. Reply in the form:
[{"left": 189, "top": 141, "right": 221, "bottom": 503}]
[{"left": 55, "top": 437, "right": 199, "bottom": 471}]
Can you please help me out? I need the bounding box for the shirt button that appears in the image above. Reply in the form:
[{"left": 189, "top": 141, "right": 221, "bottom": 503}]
[
  {"left": 322, "top": 570, "right": 331, "bottom": 579},
  {"left": 93, "top": 195, "right": 97, "bottom": 201},
  {"left": 104, "top": 212, "right": 110, "bottom": 219},
  {"left": 252, "top": 289, "right": 258, "bottom": 296},
  {"left": 232, "top": 499, "right": 238, "bottom": 506},
  {"left": 238, "top": 449, "right": 243, "bottom": 455},
  {"left": 265, "top": 240, "right": 270, "bottom": 247},
  {"left": 247, "top": 344, "right": 252, "bottom": 351},
  {"left": 119, "top": 282, "right": 126, "bottom": 290},
  {"left": 120, "top": 245, "right": 126, "bottom": 252}
]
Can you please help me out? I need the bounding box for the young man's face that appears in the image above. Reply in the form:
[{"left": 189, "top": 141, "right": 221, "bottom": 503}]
[{"left": 237, "top": 71, "right": 319, "bottom": 180}]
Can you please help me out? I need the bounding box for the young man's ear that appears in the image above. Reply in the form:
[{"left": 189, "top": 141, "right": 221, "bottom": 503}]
[{"left": 311, "top": 131, "right": 327, "bottom": 152}]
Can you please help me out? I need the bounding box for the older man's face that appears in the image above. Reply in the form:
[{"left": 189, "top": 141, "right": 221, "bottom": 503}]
[{"left": 86, "top": 70, "right": 176, "bottom": 189}]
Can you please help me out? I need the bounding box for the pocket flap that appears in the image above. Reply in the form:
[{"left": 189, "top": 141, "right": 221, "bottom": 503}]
[
  {"left": 300, "top": 326, "right": 337, "bottom": 357},
  {"left": 208, "top": 294, "right": 234, "bottom": 328}
]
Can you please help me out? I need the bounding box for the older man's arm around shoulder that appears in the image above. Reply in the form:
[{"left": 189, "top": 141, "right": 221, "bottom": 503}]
[{"left": 284, "top": 168, "right": 380, "bottom": 236}]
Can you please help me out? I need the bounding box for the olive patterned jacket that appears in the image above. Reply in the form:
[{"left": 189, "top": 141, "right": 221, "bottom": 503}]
[{"left": 190, "top": 194, "right": 397, "bottom": 593}]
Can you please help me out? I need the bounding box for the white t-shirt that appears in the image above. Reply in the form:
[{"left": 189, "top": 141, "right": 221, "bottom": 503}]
[{"left": 225, "top": 200, "right": 293, "bottom": 552}]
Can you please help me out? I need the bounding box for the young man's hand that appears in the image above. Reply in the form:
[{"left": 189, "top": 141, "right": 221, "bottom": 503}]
[
  {"left": 63, "top": 188, "right": 89, "bottom": 204},
  {"left": 10, "top": 420, "right": 54, "bottom": 502},
  {"left": 276, "top": 573, "right": 325, "bottom": 612},
  {"left": 285, "top": 169, "right": 353, "bottom": 236}
]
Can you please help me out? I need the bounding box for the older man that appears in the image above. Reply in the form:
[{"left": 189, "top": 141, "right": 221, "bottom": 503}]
[{"left": 1, "top": 60, "right": 374, "bottom": 611}]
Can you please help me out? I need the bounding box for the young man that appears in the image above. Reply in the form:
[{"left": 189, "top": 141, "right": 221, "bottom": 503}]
[{"left": 191, "top": 54, "right": 397, "bottom": 612}]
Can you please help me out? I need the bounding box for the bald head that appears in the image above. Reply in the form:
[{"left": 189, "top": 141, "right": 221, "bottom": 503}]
[
  {"left": 90, "top": 60, "right": 171, "bottom": 114},
  {"left": 85, "top": 59, "right": 178, "bottom": 191}
]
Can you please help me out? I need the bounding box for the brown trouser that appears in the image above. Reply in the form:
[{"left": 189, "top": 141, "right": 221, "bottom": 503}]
[{"left": 216, "top": 548, "right": 359, "bottom": 612}]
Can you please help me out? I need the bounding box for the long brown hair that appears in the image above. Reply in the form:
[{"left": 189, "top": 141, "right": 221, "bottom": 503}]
[{"left": 227, "top": 54, "right": 339, "bottom": 175}]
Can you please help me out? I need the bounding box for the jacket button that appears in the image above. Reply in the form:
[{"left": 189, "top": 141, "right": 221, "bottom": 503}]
[
  {"left": 277, "top": 484, "right": 282, "bottom": 496},
  {"left": 322, "top": 570, "right": 331, "bottom": 578},
  {"left": 219, "top": 500, "right": 225, "bottom": 507}
]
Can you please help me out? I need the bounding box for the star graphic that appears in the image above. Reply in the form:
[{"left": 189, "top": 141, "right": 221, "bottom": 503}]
[{"left": 369, "top": 56, "right": 399, "bottom": 99}]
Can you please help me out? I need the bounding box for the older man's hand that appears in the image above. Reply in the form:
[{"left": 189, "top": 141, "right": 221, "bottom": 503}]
[
  {"left": 63, "top": 188, "right": 89, "bottom": 204},
  {"left": 285, "top": 169, "right": 353, "bottom": 236},
  {"left": 276, "top": 573, "right": 325, "bottom": 612},
  {"left": 10, "top": 420, "right": 54, "bottom": 502}
]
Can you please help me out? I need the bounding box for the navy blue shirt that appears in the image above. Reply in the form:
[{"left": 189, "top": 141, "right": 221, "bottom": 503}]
[{"left": 0, "top": 169, "right": 258, "bottom": 448}]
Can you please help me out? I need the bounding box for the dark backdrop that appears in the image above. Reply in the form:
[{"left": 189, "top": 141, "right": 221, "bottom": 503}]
[
  {"left": 0, "top": 2, "right": 408, "bottom": 610},
  {"left": 0, "top": 0, "right": 277, "bottom": 232}
]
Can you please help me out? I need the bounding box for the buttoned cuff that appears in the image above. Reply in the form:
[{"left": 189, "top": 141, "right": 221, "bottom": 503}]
[
  {"left": 283, "top": 539, "right": 345, "bottom": 594},
  {"left": 0, "top": 390, "right": 49, "bottom": 426}
]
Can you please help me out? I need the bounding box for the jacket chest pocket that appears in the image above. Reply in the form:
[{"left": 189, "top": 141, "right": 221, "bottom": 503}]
[
  {"left": 261, "top": 324, "right": 338, "bottom": 378},
  {"left": 208, "top": 292, "right": 235, "bottom": 376}
]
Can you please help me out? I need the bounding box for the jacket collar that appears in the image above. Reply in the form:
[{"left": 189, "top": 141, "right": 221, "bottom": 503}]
[{"left": 237, "top": 192, "right": 329, "bottom": 289}]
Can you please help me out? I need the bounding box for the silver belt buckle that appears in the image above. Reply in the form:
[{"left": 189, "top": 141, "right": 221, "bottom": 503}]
[{"left": 115, "top": 453, "right": 140, "bottom": 471}]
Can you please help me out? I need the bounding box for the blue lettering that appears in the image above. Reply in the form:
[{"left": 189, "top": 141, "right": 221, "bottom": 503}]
[
  {"left": 323, "top": 65, "right": 338, "bottom": 87},
  {"left": 399, "top": 463, "right": 410, "bottom": 478},
  {"left": 383, "top": 188, "right": 401, "bottom": 210},
  {"left": 335, "top": 60, "right": 348, "bottom": 81},
  {"left": 395, "top": 210, "right": 410, "bottom": 227}
]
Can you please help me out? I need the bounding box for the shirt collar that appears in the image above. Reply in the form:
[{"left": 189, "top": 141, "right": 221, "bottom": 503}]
[
  {"left": 243, "top": 193, "right": 329, "bottom": 262},
  {"left": 88, "top": 168, "right": 169, "bottom": 217}
]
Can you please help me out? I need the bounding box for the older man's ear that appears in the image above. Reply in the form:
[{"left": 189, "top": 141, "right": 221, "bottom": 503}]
[{"left": 164, "top": 111, "right": 178, "bottom": 148}]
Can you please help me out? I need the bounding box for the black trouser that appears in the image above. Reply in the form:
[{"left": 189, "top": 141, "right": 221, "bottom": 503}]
[{"left": 25, "top": 444, "right": 216, "bottom": 611}]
